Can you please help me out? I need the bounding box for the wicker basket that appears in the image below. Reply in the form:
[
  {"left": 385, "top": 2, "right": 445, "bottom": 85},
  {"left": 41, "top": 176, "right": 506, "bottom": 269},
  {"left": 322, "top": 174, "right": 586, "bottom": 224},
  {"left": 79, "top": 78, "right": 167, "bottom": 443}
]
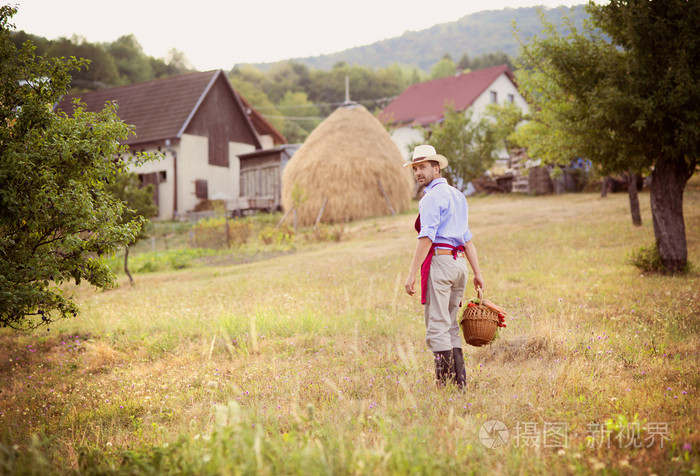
[{"left": 461, "top": 289, "right": 499, "bottom": 347}]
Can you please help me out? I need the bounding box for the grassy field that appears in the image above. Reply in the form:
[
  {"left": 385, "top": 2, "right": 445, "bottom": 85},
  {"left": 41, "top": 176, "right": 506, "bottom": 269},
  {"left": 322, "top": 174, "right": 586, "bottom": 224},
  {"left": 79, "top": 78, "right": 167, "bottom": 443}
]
[{"left": 1, "top": 178, "right": 698, "bottom": 475}]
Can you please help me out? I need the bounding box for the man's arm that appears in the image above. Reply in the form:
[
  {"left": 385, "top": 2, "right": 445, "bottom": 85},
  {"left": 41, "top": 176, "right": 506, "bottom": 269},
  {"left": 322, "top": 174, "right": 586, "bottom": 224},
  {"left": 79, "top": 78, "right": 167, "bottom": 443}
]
[
  {"left": 464, "top": 240, "right": 484, "bottom": 291},
  {"left": 405, "top": 237, "right": 433, "bottom": 296}
]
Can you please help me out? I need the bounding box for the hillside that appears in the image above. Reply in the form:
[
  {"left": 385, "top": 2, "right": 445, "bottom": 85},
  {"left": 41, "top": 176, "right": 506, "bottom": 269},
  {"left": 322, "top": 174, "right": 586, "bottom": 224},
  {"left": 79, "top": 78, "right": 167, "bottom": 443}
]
[{"left": 250, "top": 5, "right": 587, "bottom": 71}]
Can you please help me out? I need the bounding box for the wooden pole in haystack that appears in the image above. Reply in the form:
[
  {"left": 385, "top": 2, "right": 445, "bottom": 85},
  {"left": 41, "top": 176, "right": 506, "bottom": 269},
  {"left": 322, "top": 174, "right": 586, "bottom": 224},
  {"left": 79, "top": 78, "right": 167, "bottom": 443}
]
[
  {"left": 314, "top": 197, "right": 328, "bottom": 230},
  {"left": 377, "top": 178, "right": 396, "bottom": 216}
]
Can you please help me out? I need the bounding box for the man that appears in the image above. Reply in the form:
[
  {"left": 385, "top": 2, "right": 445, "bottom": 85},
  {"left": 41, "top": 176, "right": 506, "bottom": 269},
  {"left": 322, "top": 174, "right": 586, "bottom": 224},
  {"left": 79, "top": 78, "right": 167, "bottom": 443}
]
[{"left": 404, "top": 144, "right": 484, "bottom": 388}]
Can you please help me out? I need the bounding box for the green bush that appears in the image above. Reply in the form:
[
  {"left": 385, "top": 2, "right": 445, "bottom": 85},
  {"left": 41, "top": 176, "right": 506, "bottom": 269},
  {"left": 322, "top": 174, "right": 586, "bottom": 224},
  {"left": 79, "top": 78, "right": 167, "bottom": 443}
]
[
  {"left": 259, "top": 225, "right": 294, "bottom": 245},
  {"left": 630, "top": 242, "right": 665, "bottom": 273},
  {"left": 629, "top": 242, "right": 691, "bottom": 274}
]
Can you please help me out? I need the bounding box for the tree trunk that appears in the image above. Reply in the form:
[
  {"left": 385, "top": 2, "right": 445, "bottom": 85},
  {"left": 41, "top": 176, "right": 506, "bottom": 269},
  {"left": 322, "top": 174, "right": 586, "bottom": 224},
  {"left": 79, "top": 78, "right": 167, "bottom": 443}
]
[
  {"left": 649, "top": 157, "right": 691, "bottom": 272},
  {"left": 626, "top": 171, "right": 642, "bottom": 227},
  {"left": 124, "top": 246, "right": 134, "bottom": 285},
  {"left": 600, "top": 176, "right": 610, "bottom": 197}
]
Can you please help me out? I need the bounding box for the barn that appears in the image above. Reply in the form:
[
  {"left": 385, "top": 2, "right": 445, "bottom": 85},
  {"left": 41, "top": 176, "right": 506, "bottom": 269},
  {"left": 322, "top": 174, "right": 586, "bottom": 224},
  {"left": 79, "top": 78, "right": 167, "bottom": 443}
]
[{"left": 55, "top": 69, "right": 285, "bottom": 220}]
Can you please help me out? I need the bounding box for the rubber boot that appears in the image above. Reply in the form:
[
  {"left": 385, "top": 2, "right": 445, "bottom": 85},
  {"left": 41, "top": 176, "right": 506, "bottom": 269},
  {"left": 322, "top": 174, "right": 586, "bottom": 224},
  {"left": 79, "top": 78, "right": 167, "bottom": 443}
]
[
  {"left": 452, "top": 347, "right": 467, "bottom": 389},
  {"left": 434, "top": 350, "right": 454, "bottom": 386}
]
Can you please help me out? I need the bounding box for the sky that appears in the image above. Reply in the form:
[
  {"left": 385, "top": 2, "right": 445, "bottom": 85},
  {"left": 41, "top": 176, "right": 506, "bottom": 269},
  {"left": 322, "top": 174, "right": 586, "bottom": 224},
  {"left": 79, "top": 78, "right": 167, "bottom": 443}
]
[{"left": 12, "top": 0, "right": 586, "bottom": 71}]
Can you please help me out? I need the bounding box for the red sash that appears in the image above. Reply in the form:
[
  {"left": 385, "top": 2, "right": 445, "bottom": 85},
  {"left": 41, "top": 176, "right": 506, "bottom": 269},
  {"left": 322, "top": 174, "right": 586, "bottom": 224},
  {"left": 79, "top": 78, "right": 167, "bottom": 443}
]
[{"left": 415, "top": 214, "right": 465, "bottom": 304}]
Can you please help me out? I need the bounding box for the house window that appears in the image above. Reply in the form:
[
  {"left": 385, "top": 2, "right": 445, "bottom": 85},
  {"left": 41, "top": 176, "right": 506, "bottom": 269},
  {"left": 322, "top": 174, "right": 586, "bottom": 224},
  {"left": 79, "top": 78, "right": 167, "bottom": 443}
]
[
  {"left": 508, "top": 94, "right": 515, "bottom": 103},
  {"left": 490, "top": 91, "right": 497, "bottom": 103},
  {"left": 158, "top": 171, "right": 167, "bottom": 182},
  {"left": 195, "top": 179, "right": 208, "bottom": 199}
]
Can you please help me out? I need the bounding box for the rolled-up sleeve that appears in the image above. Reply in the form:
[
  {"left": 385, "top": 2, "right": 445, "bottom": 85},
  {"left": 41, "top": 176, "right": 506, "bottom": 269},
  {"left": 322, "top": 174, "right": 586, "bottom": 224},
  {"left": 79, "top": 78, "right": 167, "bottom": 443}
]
[
  {"left": 417, "top": 195, "right": 441, "bottom": 242},
  {"left": 463, "top": 202, "right": 473, "bottom": 242}
]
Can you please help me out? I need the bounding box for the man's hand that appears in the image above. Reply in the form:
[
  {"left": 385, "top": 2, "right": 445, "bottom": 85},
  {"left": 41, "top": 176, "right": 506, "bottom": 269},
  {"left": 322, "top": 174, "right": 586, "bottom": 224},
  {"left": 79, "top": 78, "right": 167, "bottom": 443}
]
[
  {"left": 473, "top": 273, "right": 485, "bottom": 292},
  {"left": 405, "top": 273, "right": 416, "bottom": 296},
  {"left": 405, "top": 237, "right": 433, "bottom": 297}
]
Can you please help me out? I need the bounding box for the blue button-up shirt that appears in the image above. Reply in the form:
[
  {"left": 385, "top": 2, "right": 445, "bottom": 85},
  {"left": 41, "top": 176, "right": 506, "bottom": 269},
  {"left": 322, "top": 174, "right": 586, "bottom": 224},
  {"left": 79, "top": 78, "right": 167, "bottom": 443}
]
[{"left": 417, "top": 178, "right": 472, "bottom": 246}]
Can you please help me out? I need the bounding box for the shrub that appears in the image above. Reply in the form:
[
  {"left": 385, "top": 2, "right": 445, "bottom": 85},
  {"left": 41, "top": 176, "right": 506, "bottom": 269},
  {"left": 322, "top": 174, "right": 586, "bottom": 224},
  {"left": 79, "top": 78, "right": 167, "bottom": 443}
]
[
  {"left": 259, "top": 226, "right": 294, "bottom": 245},
  {"left": 306, "top": 224, "right": 345, "bottom": 243},
  {"left": 630, "top": 242, "right": 665, "bottom": 273},
  {"left": 228, "top": 221, "right": 254, "bottom": 247},
  {"left": 629, "top": 242, "right": 691, "bottom": 274}
]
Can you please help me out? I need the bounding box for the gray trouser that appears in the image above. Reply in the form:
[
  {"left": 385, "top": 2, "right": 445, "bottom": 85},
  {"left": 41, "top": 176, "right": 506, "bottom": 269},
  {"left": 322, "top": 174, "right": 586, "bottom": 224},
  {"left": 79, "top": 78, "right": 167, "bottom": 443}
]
[{"left": 424, "top": 255, "right": 468, "bottom": 352}]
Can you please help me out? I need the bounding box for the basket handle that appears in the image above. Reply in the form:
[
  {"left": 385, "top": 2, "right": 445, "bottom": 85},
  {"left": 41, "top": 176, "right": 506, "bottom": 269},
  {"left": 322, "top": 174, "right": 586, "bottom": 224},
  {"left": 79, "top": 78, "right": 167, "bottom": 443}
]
[{"left": 476, "top": 287, "right": 484, "bottom": 302}]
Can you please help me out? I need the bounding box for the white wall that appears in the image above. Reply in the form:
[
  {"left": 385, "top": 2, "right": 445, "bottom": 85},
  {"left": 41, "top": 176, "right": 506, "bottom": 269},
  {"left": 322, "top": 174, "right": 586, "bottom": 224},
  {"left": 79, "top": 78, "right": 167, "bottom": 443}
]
[
  {"left": 127, "top": 148, "right": 173, "bottom": 220},
  {"left": 471, "top": 73, "right": 530, "bottom": 160},
  {"left": 470, "top": 73, "right": 530, "bottom": 122},
  {"left": 178, "top": 134, "right": 256, "bottom": 215},
  {"left": 390, "top": 126, "right": 424, "bottom": 161},
  {"left": 127, "top": 135, "right": 256, "bottom": 220},
  {"left": 258, "top": 134, "right": 274, "bottom": 149},
  {"left": 177, "top": 134, "right": 209, "bottom": 215}
]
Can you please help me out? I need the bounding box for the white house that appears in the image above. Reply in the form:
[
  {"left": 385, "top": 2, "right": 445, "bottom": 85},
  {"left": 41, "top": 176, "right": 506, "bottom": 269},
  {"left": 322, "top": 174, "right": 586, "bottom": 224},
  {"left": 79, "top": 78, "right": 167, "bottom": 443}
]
[
  {"left": 379, "top": 64, "right": 529, "bottom": 161},
  {"left": 56, "top": 70, "right": 286, "bottom": 220}
]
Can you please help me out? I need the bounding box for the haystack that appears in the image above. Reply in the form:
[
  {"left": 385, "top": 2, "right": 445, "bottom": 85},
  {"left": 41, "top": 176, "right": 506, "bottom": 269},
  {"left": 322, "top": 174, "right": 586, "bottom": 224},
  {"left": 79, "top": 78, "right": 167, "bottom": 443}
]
[{"left": 281, "top": 104, "right": 414, "bottom": 226}]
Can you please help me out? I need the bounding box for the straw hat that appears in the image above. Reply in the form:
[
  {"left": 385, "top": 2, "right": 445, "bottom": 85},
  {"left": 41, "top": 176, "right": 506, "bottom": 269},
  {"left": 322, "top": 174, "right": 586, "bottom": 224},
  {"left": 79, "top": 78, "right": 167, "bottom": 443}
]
[{"left": 403, "top": 144, "right": 448, "bottom": 169}]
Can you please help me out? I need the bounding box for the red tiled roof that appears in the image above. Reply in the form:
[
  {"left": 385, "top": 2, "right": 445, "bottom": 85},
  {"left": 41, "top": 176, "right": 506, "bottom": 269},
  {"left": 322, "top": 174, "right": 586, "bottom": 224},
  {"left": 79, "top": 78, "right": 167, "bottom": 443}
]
[{"left": 379, "top": 65, "right": 516, "bottom": 126}]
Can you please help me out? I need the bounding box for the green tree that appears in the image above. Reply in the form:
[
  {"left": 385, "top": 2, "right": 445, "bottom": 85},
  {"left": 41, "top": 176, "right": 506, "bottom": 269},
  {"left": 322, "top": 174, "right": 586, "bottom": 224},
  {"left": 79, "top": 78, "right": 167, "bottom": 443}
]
[
  {"left": 278, "top": 91, "right": 320, "bottom": 144},
  {"left": 0, "top": 6, "right": 151, "bottom": 330},
  {"left": 516, "top": 1, "right": 699, "bottom": 271},
  {"left": 107, "top": 34, "right": 154, "bottom": 85},
  {"left": 484, "top": 102, "right": 525, "bottom": 155},
  {"left": 10, "top": 30, "right": 50, "bottom": 56},
  {"left": 307, "top": 63, "right": 404, "bottom": 115},
  {"left": 105, "top": 173, "right": 158, "bottom": 284},
  {"left": 457, "top": 53, "right": 471, "bottom": 71},
  {"left": 417, "top": 105, "right": 498, "bottom": 191},
  {"left": 150, "top": 48, "right": 193, "bottom": 79},
  {"left": 229, "top": 74, "right": 285, "bottom": 134},
  {"left": 430, "top": 54, "right": 457, "bottom": 79},
  {"left": 262, "top": 61, "right": 310, "bottom": 103},
  {"left": 469, "top": 51, "right": 515, "bottom": 70},
  {"left": 46, "top": 35, "right": 119, "bottom": 89}
]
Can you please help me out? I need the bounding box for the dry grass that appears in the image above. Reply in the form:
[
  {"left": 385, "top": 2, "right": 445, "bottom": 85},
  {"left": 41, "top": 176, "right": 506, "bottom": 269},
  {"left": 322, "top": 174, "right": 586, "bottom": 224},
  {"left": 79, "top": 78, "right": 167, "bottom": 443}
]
[{"left": 0, "top": 178, "right": 698, "bottom": 474}]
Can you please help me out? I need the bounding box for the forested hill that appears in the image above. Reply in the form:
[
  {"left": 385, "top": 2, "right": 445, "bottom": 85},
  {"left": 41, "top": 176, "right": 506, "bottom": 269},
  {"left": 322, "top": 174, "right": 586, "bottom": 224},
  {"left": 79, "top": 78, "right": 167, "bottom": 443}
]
[{"left": 250, "top": 5, "right": 586, "bottom": 71}]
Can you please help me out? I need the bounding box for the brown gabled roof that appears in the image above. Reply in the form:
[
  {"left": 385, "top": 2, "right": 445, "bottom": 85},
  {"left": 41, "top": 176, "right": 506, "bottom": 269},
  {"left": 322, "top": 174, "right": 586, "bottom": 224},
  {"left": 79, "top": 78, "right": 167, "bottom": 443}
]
[
  {"left": 378, "top": 65, "right": 516, "bottom": 127},
  {"left": 55, "top": 70, "right": 281, "bottom": 147}
]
